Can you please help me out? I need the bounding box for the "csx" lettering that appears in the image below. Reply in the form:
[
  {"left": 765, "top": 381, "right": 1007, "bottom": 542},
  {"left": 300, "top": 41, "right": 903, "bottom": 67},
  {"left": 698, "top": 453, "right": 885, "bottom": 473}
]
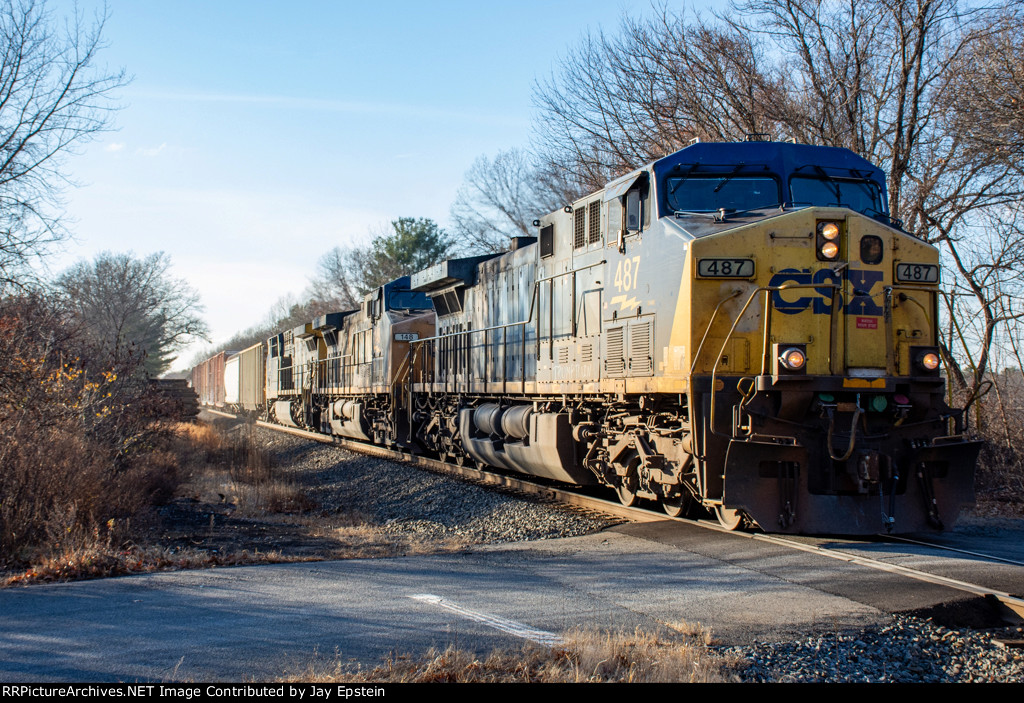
[{"left": 769, "top": 268, "right": 884, "bottom": 316}]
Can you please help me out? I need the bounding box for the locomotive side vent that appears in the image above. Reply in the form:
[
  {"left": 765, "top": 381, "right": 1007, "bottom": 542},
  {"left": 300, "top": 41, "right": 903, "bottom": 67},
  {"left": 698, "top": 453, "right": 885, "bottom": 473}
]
[
  {"left": 629, "top": 320, "right": 653, "bottom": 375},
  {"left": 588, "top": 201, "right": 601, "bottom": 244},
  {"left": 574, "top": 208, "right": 586, "bottom": 249},
  {"left": 605, "top": 326, "right": 625, "bottom": 376}
]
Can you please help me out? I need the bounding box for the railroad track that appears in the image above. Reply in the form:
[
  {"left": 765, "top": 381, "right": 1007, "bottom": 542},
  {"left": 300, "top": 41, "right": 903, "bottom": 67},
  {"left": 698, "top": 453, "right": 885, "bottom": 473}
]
[{"left": 204, "top": 408, "right": 1024, "bottom": 624}]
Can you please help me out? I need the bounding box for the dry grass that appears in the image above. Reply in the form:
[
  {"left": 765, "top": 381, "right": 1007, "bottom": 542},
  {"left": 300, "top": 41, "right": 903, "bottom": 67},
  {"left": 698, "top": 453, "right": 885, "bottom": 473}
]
[
  {"left": 1, "top": 420, "right": 321, "bottom": 586},
  {"left": 177, "top": 422, "right": 316, "bottom": 517},
  {"left": 2, "top": 417, "right": 487, "bottom": 586},
  {"left": 2, "top": 543, "right": 307, "bottom": 587},
  {"left": 283, "top": 625, "right": 734, "bottom": 683}
]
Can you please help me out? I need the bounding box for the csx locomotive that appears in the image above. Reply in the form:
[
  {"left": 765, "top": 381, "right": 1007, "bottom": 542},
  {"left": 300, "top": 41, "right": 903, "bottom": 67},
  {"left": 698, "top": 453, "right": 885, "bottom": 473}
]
[{"left": 194, "top": 139, "right": 979, "bottom": 534}]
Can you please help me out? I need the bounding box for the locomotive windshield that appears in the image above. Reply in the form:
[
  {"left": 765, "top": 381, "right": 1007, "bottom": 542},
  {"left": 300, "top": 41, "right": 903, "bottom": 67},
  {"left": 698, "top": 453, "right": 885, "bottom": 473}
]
[
  {"left": 665, "top": 175, "right": 780, "bottom": 214},
  {"left": 387, "top": 288, "right": 431, "bottom": 311},
  {"left": 790, "top": 175, "right": 885, "bottom": 216}
]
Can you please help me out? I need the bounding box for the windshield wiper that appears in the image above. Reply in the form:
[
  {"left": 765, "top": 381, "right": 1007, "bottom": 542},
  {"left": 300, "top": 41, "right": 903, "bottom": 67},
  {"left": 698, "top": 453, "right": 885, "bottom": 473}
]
[
  {"left": 713, "top": 164, "right": 744, "bottom": 193},
  {"left": 673, "top": 209, "right": 719, "bottom": 219},
  {"left": 726, "top": 202, "right": 784, "bottom": 219},
  {"left": 669, "top": 163, "right": 699, "bottom": 194},
  {"left": 674, "top": 202, "right": 783, "bottom": 222}
]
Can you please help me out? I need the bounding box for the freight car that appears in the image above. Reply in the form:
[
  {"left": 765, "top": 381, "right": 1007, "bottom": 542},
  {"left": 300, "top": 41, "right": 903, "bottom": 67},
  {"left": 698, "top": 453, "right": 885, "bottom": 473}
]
[
  {"left": 196, "top": 139, "right": 979, "bottom": 535},
  {"left": 190, "top": 349, "right": 236, "bottom": 407}
]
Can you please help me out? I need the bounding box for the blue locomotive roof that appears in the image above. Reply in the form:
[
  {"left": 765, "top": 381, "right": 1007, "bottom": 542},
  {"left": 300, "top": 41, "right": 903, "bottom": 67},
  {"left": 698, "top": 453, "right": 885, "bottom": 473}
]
[
  {"left": 645, "top": 141, "right": 892, "bottom": 228},
  {"left": 652, "top": 141, "right": 887, "bottom": 204}
]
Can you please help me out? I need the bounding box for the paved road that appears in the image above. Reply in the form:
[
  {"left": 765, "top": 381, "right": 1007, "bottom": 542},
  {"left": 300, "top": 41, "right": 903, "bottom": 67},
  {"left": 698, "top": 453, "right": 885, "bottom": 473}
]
[{"left": 2, "top": 520, "right": 1022, "bottom": 682}]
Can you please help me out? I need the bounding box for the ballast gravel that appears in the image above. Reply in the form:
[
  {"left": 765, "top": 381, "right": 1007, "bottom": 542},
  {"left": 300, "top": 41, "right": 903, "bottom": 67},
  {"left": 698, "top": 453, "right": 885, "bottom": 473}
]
[
  {"left": 723, "top": 615, "right": 1024, "bottom": 683},
  {"left": 257, "top": 427, "right": 619, "bottom": 544}
]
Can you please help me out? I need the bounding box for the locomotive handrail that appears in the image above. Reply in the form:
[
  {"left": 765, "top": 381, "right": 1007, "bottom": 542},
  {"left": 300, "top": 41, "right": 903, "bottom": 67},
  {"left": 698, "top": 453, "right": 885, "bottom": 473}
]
[
  {"left": 410, "top": 317, "right": 533, "bottom": 345},
  {"left": 536, "top": 258, "right": 606, "bottom": 283},
  {"left": 417, "top": 319, "right": 531, "bottom": 393},
  {"left": 706, "top": 282, "right": 842, "bottom": 441},
  {"left": 881, "top": 282, "right": 943, "bottom": 379},
  {"left": 690, "top": 289, "right": 743, "bottom": 376},
  {"left": 905, "top": 283, "right": 981, "bottom": 430},
  {"left": 408, "top": 281, "right": 541, "bottom": 393}
]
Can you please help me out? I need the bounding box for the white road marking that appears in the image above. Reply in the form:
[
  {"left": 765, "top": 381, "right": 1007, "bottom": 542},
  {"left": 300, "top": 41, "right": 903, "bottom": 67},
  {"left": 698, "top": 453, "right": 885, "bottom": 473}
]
[{"left": 409, "top": 594, "right": 563, "bottom": 646}]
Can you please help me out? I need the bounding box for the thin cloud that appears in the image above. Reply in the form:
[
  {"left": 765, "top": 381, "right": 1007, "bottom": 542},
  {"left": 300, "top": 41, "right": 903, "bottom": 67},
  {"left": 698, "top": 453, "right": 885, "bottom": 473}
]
[
  {"left": 130, "top": 90, "right": 525, "bottom": 128},
  {"left": 136, "top": 143, "right": 168, "bottom": 157},
  {"left": 104, "top": 142, "right": 126, "bottom": 152}
]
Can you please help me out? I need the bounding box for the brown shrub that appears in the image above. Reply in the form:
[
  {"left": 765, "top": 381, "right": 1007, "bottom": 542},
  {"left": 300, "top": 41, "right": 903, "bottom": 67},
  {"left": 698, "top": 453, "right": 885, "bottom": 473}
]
[{"left": 0, "top": 294, "right": 184, "bottom": 570}]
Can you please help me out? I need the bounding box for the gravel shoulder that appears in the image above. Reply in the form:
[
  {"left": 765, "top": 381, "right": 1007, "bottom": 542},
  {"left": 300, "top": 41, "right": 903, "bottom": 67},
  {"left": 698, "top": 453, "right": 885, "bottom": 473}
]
[{"left": 156, "top": 417, "right": 619, "bottom": 560}]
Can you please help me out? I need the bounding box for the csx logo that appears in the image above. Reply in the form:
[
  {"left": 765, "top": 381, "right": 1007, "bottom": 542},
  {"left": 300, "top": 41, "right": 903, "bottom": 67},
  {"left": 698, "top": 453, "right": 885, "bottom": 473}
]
[{"left": 769, "top": 268, "right": 884, "bottom": 315}]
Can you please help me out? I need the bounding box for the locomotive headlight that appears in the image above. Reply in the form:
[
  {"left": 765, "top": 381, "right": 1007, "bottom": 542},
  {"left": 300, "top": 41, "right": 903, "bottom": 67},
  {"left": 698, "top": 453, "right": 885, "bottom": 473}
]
[
  {"left": 918, "top": 351, "right": 940, "bottom": 371},
  {"left": 911, "top": 347, "right": 942, "bottom": 375},
  {"left": 820, "top": 241, "right": 840, "bottom": 259},
  {"left": 816, "top": 220, "right": 842, "bottom": 261},
  {"left": 774, "top": 343, "right": 808, "bottom": 376},
  {"left": 779, "top": 347, "right": 807, "bottom": 371}
]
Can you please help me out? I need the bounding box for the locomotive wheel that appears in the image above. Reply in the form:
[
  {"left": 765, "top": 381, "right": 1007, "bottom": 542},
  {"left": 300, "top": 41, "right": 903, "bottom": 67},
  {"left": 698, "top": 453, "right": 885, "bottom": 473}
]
[
  {"left": 616, "top": 475, "right": 639, "bottom": 507},
  {"left": 662, "top": 492, "right": 693, "bottom": 518},
  {"left": 715, "top": 506, "right": 744, "bottom": 530}
]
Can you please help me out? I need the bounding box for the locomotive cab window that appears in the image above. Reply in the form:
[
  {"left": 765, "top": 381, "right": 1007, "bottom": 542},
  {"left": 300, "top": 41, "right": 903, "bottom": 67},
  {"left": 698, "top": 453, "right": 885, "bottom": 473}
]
[
  {"left": 665, "top": 175, "right": 780, "bottom": 215},
  {"left": 789, "top": 175, "right": 885, "bottom": 216},
  {"left": 624, "top": 181, "right": 650, "bottom": 233}
]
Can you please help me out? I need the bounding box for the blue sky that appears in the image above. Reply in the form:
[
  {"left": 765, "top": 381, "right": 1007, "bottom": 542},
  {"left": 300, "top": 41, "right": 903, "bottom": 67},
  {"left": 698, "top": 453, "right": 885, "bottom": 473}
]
[{"left": 46, "top": 0, "right": 678, "bottom": 369}]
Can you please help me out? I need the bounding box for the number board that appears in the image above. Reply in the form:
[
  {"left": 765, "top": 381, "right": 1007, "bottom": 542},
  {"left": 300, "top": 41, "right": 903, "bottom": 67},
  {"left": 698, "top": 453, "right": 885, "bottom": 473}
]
[
  {"left": 394, "top": 333, "right": 419, "bottom": 341},
  {"left": 895, "top": 263, "right": 939, "bottom": 284},
  {"left": 697, "top": 258, "right": 755, "bottom": 278}
]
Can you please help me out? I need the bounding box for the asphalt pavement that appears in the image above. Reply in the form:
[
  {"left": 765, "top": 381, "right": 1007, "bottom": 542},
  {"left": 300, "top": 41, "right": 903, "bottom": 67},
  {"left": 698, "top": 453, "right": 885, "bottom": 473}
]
[{"left": 2, "top": 519, "right": 1021, "bottom": 682}]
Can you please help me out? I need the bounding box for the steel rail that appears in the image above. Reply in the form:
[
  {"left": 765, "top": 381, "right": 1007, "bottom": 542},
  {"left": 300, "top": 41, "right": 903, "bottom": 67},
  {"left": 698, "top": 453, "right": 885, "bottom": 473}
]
[
  {"left": 203, "top": 408, "right": 1023, "bottom": 622},
  {"left": 882, "top": 534, "right": 1024, "bottom": 568},
  {"left": 746, "top": 532, "right": 1024, "bottom": 623}
]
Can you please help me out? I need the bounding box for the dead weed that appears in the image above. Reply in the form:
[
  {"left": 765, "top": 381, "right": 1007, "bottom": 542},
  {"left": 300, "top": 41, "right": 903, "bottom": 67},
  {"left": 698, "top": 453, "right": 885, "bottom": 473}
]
[{"left": 283, "top": 625, "right": 733, "bottom": 683}]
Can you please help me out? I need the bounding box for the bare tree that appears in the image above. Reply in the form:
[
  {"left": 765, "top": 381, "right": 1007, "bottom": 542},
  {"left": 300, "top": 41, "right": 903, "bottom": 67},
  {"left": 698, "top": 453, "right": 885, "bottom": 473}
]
[
  {"left": 449, "top": 148, "right": 562, "bottom": 253},
  {"left": 307, "top": 246, "right": 361, "bottom": 311},
  {"left": 309, "top": 217, "right": 454, "bottom": 302},
  {"left": 0, "top": 0, "right": 127, "bottom": 286},
  {"left": 55, "top": 251, "right": 208, "bottom": 376},
  {"left": 532, "top": 0, "right": 1024, "bottom": 398},
  {"left": 532, "top": 7, "right": 784, "bottom": 199}
]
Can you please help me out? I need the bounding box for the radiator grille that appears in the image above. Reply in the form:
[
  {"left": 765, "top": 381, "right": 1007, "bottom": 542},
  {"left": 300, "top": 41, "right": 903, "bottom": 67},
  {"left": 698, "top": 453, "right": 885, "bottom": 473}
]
[
  {"left": 574, "top": 207, "right": 586, "bottom": 249},
  {"left": 588, "top": 200, "right": 601, "bottom": 243}
]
